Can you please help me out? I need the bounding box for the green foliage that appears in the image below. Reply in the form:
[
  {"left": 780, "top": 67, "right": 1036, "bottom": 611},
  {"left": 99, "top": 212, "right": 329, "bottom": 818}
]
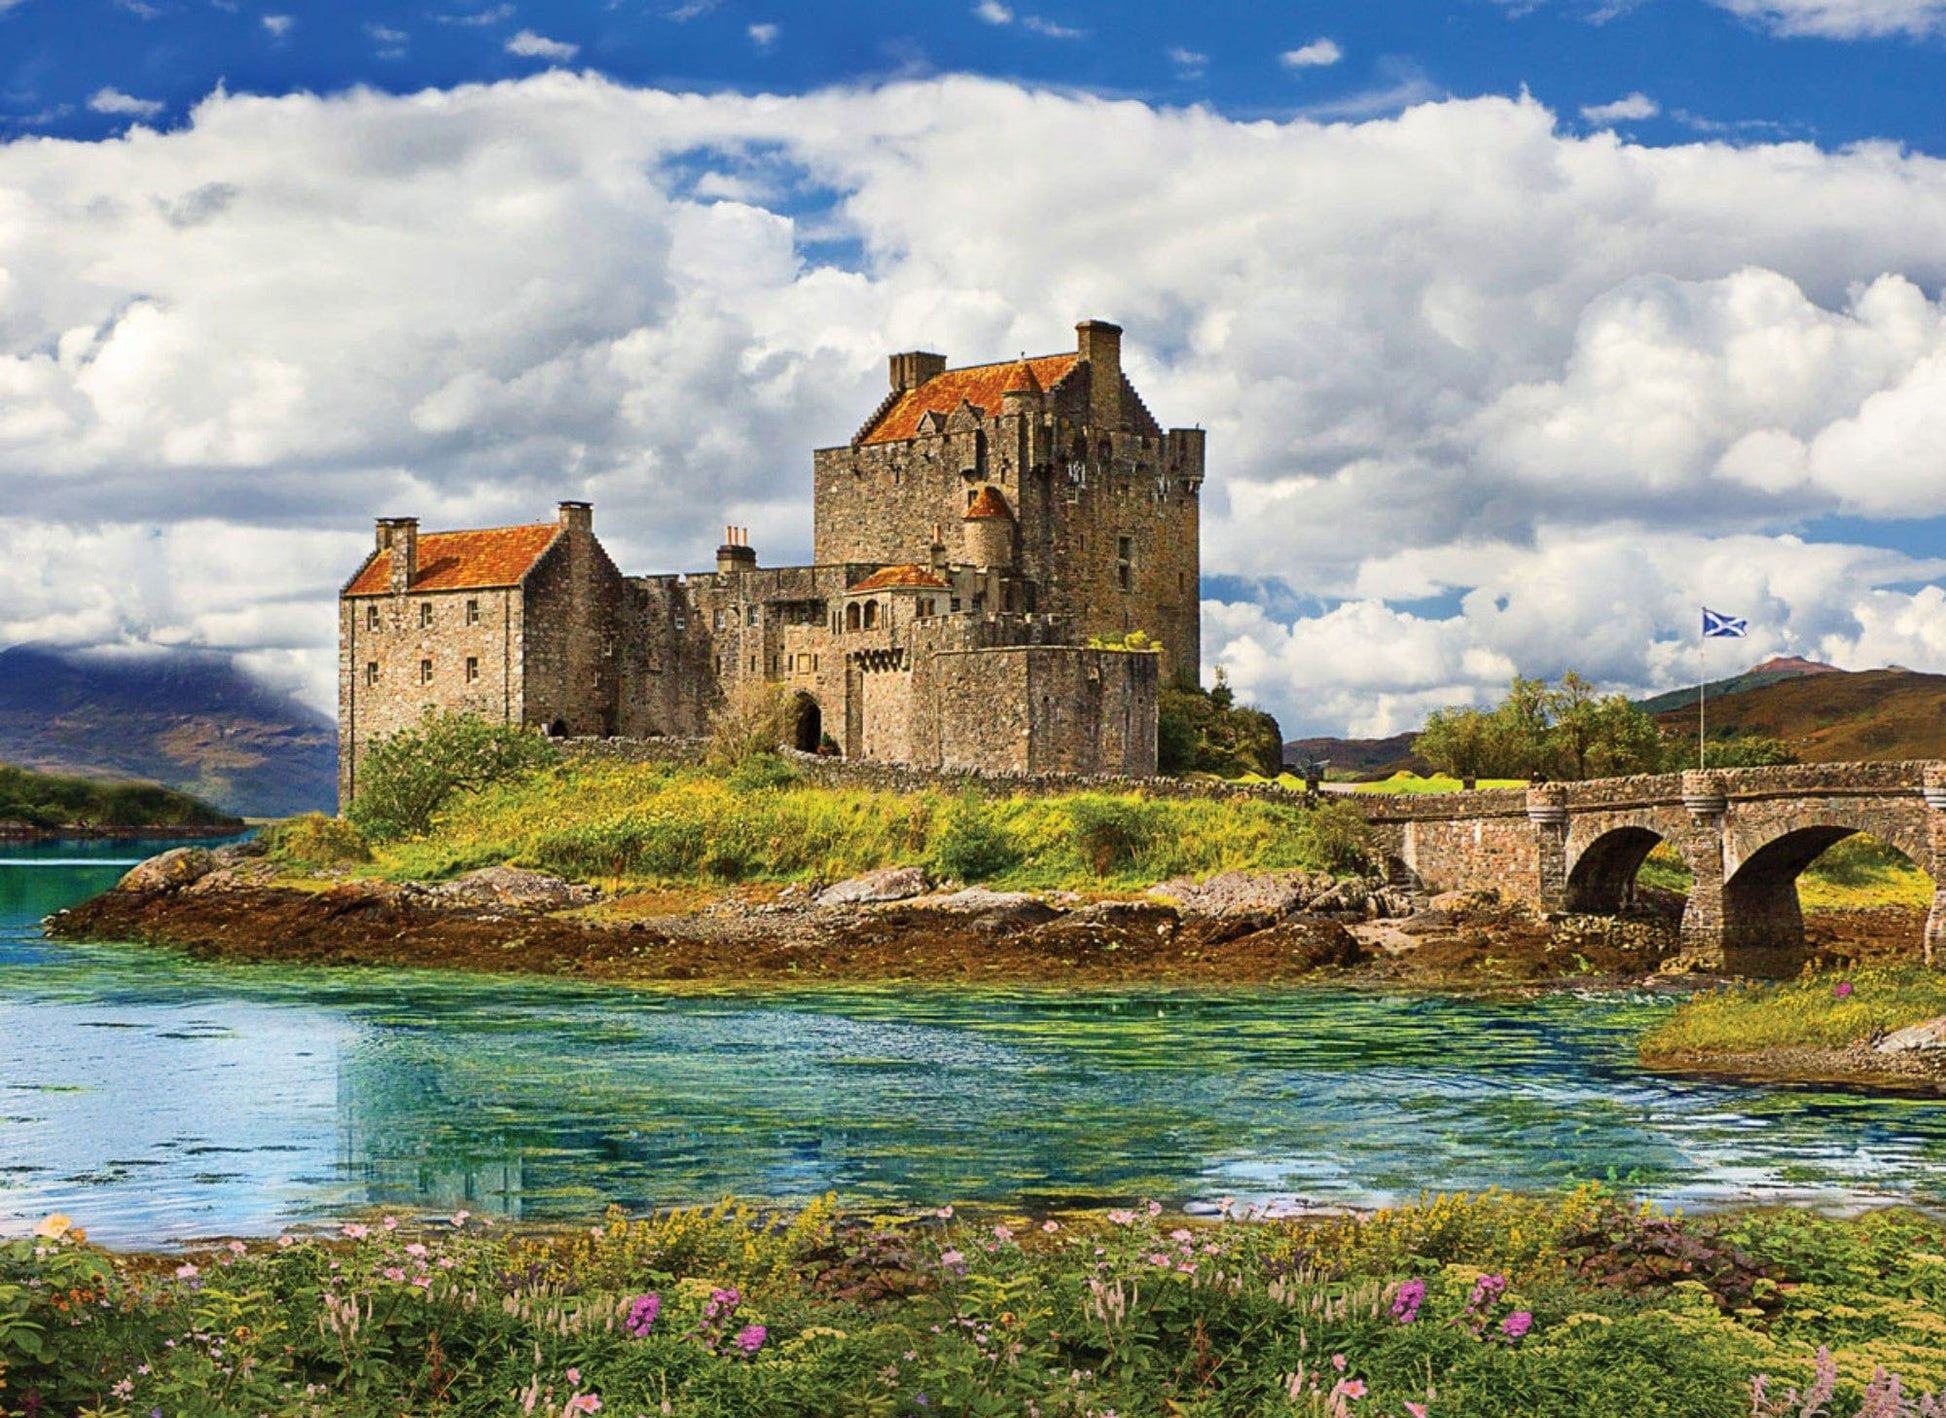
[
  {"left": 707, "top": 680, "right": 796, "bottom": 771},
  {"left": 376, "top": 759, "right": 1375, "bottom": 891},
  {"left": 258, "top": 812, "right": 372, "bottom": 867},
  {"left": 1085, "top": 628, "right": 1155, "bottom": 651},
  {"left": 1699, "top": 732, "right": 1798, "bottom": 769},
  {"left": 928, "top": 790, "right": 1022, "bottom": 883},
  {"left": 0, "top": 763, "right": 236, "bottom": 830},
  {"left": 1415, "top": 673, "right": 1677, "bottom": 782},
  {"left": 1158, "top": 668, "right": 1284, "bottom": 778},
  {"left": 6, "top": 1192, "right": 1945, "bottom": 1417},
  {"left": 1642, "top": 967, "right": 1946, "bottom": 1058},
  {"left": 346, "top": 709, "right": 560, "bottom": 843},
  {"left": 726, "top": 751, "right": 800, "bottom": 794}
]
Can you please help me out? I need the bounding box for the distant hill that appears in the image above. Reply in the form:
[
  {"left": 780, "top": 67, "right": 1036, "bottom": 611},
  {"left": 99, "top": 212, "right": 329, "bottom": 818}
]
[
  {"left": 1282, "top": 732, "right": 1427, "bottom": 779},
  {"left": 0, "top": 762, "right": 239, "bottom": 831},
  {"left": 1649, "top": 666, "right": 1946, "bottom": 763},
  {"left": 0, "top": 644, "right": 337, "bottom": 818},
  {"left": 1636, "top": 655, "right": 1842, "bottom": 715}
]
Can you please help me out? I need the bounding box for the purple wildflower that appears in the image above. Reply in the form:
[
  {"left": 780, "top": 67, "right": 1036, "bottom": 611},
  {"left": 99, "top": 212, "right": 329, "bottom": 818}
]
[
  {"left": 1502, "top": 1310, "right": 1533, "bottom": 1341},
  {"left": 1391, "top": 1277, "right": 1427, "bottom": 1324},
  {"left": 1834, "top": 982, "right": 1854, "bottom": 998},
  {"left": 625, "top": 1293, "right": 661, "bottom": 1338},
  {"left": 734, "top": 1324, "right": 766, "bottom": 1356}
]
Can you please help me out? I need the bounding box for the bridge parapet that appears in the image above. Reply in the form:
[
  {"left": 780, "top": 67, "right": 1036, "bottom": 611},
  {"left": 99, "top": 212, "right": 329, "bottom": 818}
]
[{"left": 1347, "top": 759, "right": 1946, "bottom": 976}]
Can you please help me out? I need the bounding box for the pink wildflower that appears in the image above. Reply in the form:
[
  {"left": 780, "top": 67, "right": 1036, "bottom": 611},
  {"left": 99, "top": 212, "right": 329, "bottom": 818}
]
[
  {"left": 1502, "top": 1310, "right": 1533, "bottom": 1341},
  {"left": 1107, "top": 1209, "right": 1135, "bottom": 1226},
  {"left": 1405, "top": 1404, "right": 1429, "bottom": 1418},
  {"left": 175, "top": 1263, "right": 198, "bottom": 1279},
  {"left": 1332, "top": 1354, "right": 1347, "bottom": 1372},
  {"left": 1147, "top": 1200, "right": 1163, "bottom": 1217},
  {"left": 276, "top": 1235, "right": 294, "bottom": 1248},
  {"left": 1334, "top": 1379, "right": 1367, "bottom": 1399},
  {"left": 1042, "top": 1220, "right": 1060, "bottom": 1233},
  {"left": 992, "top": 1225, "right": 1014, "bottom": 1242},
  {"left": 341, "top": 1223, "right": 369, "bottom": 1240},
  {"left": 735, "top": 1324, "right": 766, "bottom": 1356},
  {"left": 565, "top": 1396, "right": 601, "bottom": 1414},
  {"left": 404, "top": 1243, "right": 428, "bottom": 1258},
  {"left": 382, "top": 1215, "right": 398, "bottom": 1231},
  {"left": 1835, "top": 981, "right": 1854, "bottom": 998},
  {"left": 1170, "top": 1229, "right": 1193, "bottom": 1242},
  {"left": 450, "top": 1210, "right": 471, "bottom": 1225},
  {"left": 937, "top": 1205, "right": 953, "bottom": 1219},
  {"left": 383, "top": 1267, "right": 405, "bottom": 1282},
  {"left": 566, "top": 1368, "right": 580, "bottom": 1384}
]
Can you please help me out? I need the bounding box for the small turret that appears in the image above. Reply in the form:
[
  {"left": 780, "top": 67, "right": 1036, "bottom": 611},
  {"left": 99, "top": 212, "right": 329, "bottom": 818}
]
[
  {"left": 962, "top": 485, "right": 1015, "bottom": 569},
  {"left": 1000, "top": 357, "right": 1043, "bottom": 416}
]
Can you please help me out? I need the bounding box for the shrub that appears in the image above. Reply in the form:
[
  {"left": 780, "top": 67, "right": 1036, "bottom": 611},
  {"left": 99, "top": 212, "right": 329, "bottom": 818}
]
[
  {"left": 728, "top": 752, "right": 800, "bottom": 794},
  {"left": 929, "top": 791, "right": 1021, "bottom": 883},
  {"left": 707, "top": 681, "right": 795, "bottom": 770},
  {"left": 259, "top": 812, "right": 373, "bottom": 866},
  {"left": 1290, "top": 799, "right": 1377, "bottom": 875},
  {"left": 1067, "top": 795, "right": 1157, "bottom": 876},
  {"left": 347, "top": 708, "right": 560, "bottom": 842}
]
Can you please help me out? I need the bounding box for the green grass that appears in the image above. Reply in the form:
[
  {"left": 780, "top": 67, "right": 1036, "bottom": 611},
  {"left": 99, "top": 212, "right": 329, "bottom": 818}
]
[
  {"left": 1345, "top": 771, "right": 1529, "bottom": 794},
  {"left": 374, "top": 757, "right": 1377, "bottom": 891},
  {"left": 1641, "top": 968, "right": 1946, "bottom": 1057},
  {"left": 9, "top": 1189, "right": 1946, "bottom": 1417},
  {"left": 1635, "top": 835, "right": 1932, "bottom": 911}
]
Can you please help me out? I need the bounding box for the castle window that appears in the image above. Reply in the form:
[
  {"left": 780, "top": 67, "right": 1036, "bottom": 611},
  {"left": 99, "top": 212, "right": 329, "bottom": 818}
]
[
  {"left": 419, "top": 659, "right": 433, "bottom": 684},
  {"left": 465, "top": 598, "right": 479, "bottom": 625},
  {"left": 862, "top": 601, "right": 878, "bottom": 630},
  {"left": 813, "top": 654, "right": 819, "bottom": 671},
  {"left": 846, "top": 603, "right": 861, "bottom": 632},
  {"left": 465, "top": 656, "right": 479, "bottom": 683},
  {"left": 715, "top": 655, "right": 722, "bottom": 674},
  {"left": 365, "top": 604, "right": 379, "bottom": 631},
  {"left": 746, "top": 605, "right": 759, "bottom": 628},
  {"left": 750, "top": 655, "right": 757, "bottom": 673},
  {"left": 674, "top": 611, "right": 686, "bottom": 630},
  {"left": 1117, "top": 536, "right": 1133, "bottom": 592},
  {"left": 714, "top": 608, "right": 726, "bottom": 631},
  {"left": 419, "top": 602, "right": 433, "bottom": 628},
  {"left": 950, "top": 597, "right": 962, "bottom": 613},
  {"left": 365, "top": 661, "right": 378, "bottom": 686}
]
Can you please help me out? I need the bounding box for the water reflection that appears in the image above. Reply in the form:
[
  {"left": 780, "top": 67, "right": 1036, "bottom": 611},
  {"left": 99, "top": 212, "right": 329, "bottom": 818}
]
[{"left": 4, "top": 841, "right": 1946, "bottom": 1245}]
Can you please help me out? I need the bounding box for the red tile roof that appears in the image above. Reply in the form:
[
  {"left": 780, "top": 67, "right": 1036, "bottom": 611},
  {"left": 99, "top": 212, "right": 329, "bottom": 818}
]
[
  {"left": 859, "top": 353, "right": 1076, "bottom": 445},
  {"left": 850, "top": 564, "right": 950, "bottom": 591},
  {"left": 964, "top": 486, "right": 1013, "bottom": 520},
  {"left": 344, "top": 523, "right": 560, "bottom": 596}
]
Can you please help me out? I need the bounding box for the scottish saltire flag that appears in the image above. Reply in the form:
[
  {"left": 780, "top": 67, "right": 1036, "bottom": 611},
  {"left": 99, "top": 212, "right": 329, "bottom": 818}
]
[{"left": 1703, "top": 608, "right": 1748, "bottom": 638}]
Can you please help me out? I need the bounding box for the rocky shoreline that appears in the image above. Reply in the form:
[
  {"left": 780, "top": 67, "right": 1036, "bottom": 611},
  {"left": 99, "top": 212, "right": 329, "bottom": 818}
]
[{"left": 44, "top": 843, "right": 1946, "bottom": 1092}]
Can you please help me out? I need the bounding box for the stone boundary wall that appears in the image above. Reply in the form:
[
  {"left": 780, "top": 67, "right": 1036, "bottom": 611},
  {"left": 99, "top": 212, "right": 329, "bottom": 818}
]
[{"left": 557, "top": 736, "right": 1323, "bottom": 807}]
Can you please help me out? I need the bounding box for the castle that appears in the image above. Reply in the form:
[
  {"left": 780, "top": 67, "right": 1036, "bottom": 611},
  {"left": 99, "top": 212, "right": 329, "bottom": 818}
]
[{"left": 337, "top": 320, "right": 1205, "bottom": 804}]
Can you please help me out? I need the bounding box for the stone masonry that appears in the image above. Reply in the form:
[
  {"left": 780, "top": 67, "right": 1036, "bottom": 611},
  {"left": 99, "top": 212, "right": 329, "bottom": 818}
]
[
  {"left": 1351, "top": 761, "right": 1946, "bottom": 976},
  {"left": 339, "top": 320, "right": 1191, "bottom": 803}
]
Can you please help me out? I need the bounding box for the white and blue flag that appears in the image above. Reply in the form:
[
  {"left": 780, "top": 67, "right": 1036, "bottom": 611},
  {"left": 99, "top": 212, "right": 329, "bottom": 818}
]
[{"left": 1702, "top": 608, "right": 1748, "bottom": 639}]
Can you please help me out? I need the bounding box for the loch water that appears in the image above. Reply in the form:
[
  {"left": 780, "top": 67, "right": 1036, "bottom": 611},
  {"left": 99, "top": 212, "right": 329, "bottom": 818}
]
[{"left": 4, "top": 839, "right": 1946, "bottom": 1246}]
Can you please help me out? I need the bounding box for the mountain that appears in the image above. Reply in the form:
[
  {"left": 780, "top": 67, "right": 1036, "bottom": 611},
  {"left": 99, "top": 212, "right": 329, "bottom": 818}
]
[
  {"left": 1635, "top": 656, "right": 1841, "bottom": 715},
  {"left": 0, "top": 644, "right": 337, "bottom": 818},
  {"left": 1649, "top": 666, "right": 1946, "bottom": 763},
  {"left": 1282, "top": 732, "right": 1427, "bottom": 778}
]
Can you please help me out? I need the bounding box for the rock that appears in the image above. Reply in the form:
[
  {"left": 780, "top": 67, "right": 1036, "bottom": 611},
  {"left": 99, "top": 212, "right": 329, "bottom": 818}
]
[
  {"left": 1876, "top": 1017, "right": 1946, "bottom": 1053},
  {"left": 917, "top": 887, "right": 1061, "bottom": 929},
  {"left": 1429, "top": 889, "right": 1500, "bottom": 915},
  {"left": 1146, "top": 870, "right": 1328, "bottom": 918},
  {"left": 817, "top": 866, "right": 930, "bottom": 907},
  {"left": 1310, "top": 879, "right": 1370, "bottom": 915},
  {"left": 1654, "top": 950, "right": 1719, "bottom": 976},
  {"left": 429, "top": 866, "right": 596, "bottom": 911},
  {"left": 117, "top": 847, "right": 214, "bottom": 894},
  {"left": 1248, "top": 919, "right": 1370, "bottom": 971}
]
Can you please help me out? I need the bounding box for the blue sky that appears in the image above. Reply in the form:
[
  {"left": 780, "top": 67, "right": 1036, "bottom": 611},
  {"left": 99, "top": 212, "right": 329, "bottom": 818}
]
[
  {"left": 3, "top": 0, "right": 1946, "bottom": 736},
  {"left": 9, "top": 0, "right": 1946, "bottom": 149}
]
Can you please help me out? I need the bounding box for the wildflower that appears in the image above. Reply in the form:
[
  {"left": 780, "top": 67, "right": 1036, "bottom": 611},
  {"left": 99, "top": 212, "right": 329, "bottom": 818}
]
[
  {"left": 1169, "top": 1228, "right": 1192, "bottom": 1243},
  {"left": 937, "top": 1205, "right": 954, "bottom": 1219},
  {"left": 1502, "top": 1311, "right": 1533, "bottom": 1341},
  {"left": 1391, "top": 1277, "right": 1427, "bottom": 1324},
  {"left": 993, "top": 1225, "right": 1014, "bottom": 1242},
  {"left": 1107, "top": 1209, "right": 1135, "bottom": 1226},
  {"left": 112, "top": 1379, "right": 135, "bottom": 1400},
  {"left": 1148, "top": 1252, "right": 1170, "bottom": 1267},
  {"left": 450, "top": 1210, "right": 471, "bottom": 1225},
  {"left": 32, "top": 1213, "right": 71, "bottom": 1239},
  {"left": 1835, "top": 981, "right": 1855, "bottom": 998},
  {"left": 567, "top": 1368, "right": 580, "bottom": 1384},
  {"left": 1042, "top": 1220, "right": 1060, "bottom": 1233},
  {"left": 1217, "top": 1195, "right": 1235, "bottom": 1215},
  {"left": 227, "top": 1240, "right": 247, "bottom": 1255},
  {"left": 1405, "top": 1405, "right": 1428, "bottom": 1418},
  {"left": 564, "top": 1396, "right": 601, "bottom": 1414},
  {"left": 404, "top": 1243, "right": 428, "bottom": 1258},
  {"left": 277, "top": 1235, "right": 295, "bottom": 1248},
  {"left": 735, "top": 1324, "right": 767, "bottom": 1356},
  {"left": 342, "top": 1223, "right": 369, "bottom": 1240},
  {"left": 1147, "top": 1200, "right": 1162, "bottom": 1217},
  {"left": 625, "top": 1294, "right": 661, "bottom": 1337},
  {"left": 382, "top": 1215, "right": 399, "bottom": 1231},
  {"left": 1333, "top": 1379, "right": 1367, "bottom": 1400},
  {"left": 939, "top": 1249, "right": 965, "bottom": 1273},
  {"left": 175, "top": 1263, "right": 198, "bottom": 1279},
  {"left": 1332, "top": 1354, "right": 1347, "bottom": 1372},
  {"left": 412, "top": 1275, "right": 432, "bottom": 1289},
  {"left": 383, "top": 1267, "right": 406, "bottom": 1282}
]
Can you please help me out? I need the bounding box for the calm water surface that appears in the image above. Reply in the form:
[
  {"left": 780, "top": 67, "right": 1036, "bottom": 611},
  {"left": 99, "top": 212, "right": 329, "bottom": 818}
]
[{"left": 3, "top": 839, "right": 1945, "bottom": 1245}]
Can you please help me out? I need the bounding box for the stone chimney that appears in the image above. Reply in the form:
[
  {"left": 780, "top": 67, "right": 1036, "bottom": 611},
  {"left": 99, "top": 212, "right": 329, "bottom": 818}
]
[
  {"left": 889, "top": 350, "right": 948, "bottom": 392},
  {"left": 557, "top": 500, "right": 592, "bottom": 540},
  {"left": 716, "top": 525, "right": 757, "bottom": 576},
  {"left": 376, "top": 517, "right": 418, "bottom": 594},
  {"left": 1075, "top": 319, "right": 1123, "bottom": 428}
]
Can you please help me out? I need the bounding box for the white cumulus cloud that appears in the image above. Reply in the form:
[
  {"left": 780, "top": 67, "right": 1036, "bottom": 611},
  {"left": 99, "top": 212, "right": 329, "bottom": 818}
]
[
  {"left": 1710, "top": 0, "right": 1946, "bottom": 36},
  {"left": 1581, "top": 92, "right": 1658, "bottom": 124},
  {"left": 87, "top": 88, "right": 165, "bottom": 119},
  {"left": 1282, "top": 39, "right": 1343, "bottom": 68},
  {"left": 505, "top": 29, "right": 578, "bottom": 60},
  {"left": 261, "top": 13, "right": 293, "bottom": 37},
  {"left": 747, "top": 22, "right": 778, "bottom": 48}
]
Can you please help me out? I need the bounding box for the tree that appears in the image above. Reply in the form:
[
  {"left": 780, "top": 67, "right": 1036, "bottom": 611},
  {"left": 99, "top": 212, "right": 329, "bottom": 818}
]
[
  {"left": 1413, "top": 673, "right": 1675, "bottom": 783},
  {"left": 1158, "top": 669, "right": 1284, "bottom": 778},
  {"left": 348, "top": 709, "right": 560, "bottom": 842}
]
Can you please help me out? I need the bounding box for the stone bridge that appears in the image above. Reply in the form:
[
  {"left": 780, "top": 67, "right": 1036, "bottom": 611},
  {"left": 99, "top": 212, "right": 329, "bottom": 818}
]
[{"left": 1347, "top": 762, "right": 1946, "bottom": 975}]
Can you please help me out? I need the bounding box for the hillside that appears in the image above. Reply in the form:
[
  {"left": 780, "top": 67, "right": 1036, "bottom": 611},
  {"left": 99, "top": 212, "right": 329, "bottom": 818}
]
[
  {"left": 1282, "top": 731, "right": 1426, "bottom": 778},
  {"left": 1636, "top": 655, "right": 1842, "bottom": 715},
  {"left": 0, "top": 644, "right": 337, "bottom": 818},
  {"left": 0, "top": 762, "right": 240, "bottom": 831},
  {"left": 1650, "top": 666, "right": 1946, "bottom": 763}
]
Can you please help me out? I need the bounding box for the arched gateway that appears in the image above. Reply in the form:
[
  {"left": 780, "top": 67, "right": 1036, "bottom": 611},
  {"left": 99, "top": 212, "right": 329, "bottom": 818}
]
[{"left": 1353, "top": 762, "right": 1946, "bottom": 976}]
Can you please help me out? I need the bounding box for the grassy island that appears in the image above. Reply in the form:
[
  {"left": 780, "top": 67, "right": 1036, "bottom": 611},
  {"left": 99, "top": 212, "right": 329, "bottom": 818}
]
[
  {"left": 7, "top": 1189, "right": 1946, "bottom": 1417},
  {"left": 0, "top": 762, "right": 240, "bottom": 834}
]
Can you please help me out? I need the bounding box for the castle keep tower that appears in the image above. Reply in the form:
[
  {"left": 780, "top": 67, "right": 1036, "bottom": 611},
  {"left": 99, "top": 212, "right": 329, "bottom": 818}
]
[
  {"left": 813, "top": 320, "right": 1204, "bottom": 680},
  {"left": 340, "top": 320, "right": 1199, "bottom": 802}
]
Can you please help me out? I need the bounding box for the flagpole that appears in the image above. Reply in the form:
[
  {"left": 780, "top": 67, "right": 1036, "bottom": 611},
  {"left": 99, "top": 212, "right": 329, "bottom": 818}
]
[{"left": 1698, "top": 610, "right": 1706, "bottom": 772}]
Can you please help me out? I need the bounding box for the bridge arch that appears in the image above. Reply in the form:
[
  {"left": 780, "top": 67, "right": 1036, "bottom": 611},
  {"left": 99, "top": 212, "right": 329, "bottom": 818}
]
[{"left": 1564, "top": 826, "right": 1664, "bottom": 914}]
